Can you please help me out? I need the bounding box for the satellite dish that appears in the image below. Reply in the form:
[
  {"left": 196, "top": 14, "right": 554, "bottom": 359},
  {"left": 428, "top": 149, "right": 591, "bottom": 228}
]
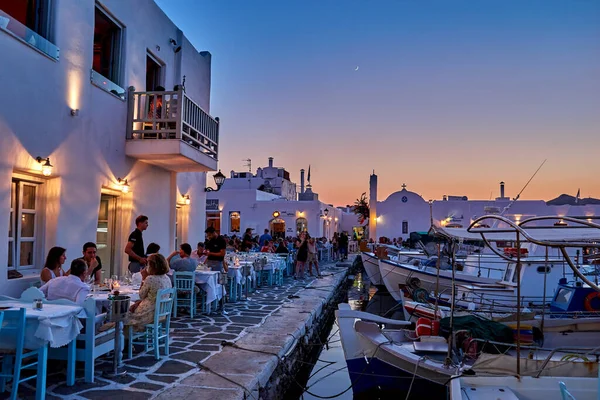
[{"left": 355, "top": 66, "right": 359, "bottom": 71}]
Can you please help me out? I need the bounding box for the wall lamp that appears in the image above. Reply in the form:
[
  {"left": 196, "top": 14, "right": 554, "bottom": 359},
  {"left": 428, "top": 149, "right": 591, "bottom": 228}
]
[
  {"left": 117, "top": 177, "right": 130, "bottom": 193},
  {"left": 272, "top": 211, "right": 281, "bottom": 218},
  {"left": 36, "top": 157, "right": 53, "bottom": 176},
  {"left": 70, "top": 108, "right": 79, "bottom": 117},
  {"left": 205, "top": 170, "right": 226, "bottom": 192},
  {"left": 169, "top": 38, "right": 182, "bottom": 53},
  {"left": 324, "top": 208, "right": 329, "bottom": 217},
  {"left": 184, "top": 195, "right": 191, "bottom": 205}
]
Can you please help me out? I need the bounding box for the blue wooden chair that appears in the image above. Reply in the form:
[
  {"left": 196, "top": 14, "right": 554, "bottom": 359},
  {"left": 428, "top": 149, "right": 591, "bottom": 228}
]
[
  {"left": 48, "top": 297, "right": 114, "bottom": 383},
  {"left": 0, "top": 308, "right": 48, "bottom": 400},
  {"left": 127, "top": 288, "right": 175, "bottom": 360},
  {"left": 172, "top": 271, "right": 196, "bottom": 318},
  {"left": 227, "top": 274, "right": 238, "bottom": 303}
]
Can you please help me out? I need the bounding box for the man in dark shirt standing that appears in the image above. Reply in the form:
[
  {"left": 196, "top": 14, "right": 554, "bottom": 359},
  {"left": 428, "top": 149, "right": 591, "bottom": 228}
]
[
  {"left": 125, "top": 215, "right": 149, "bottom": 273},
  {"left": 204, "top": 226, "right": 226, "bottom": 272}
]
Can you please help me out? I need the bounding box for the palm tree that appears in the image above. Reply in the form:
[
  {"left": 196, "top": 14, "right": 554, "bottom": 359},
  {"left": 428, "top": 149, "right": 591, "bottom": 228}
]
[{"left": 352, "top": 192, "right": 370, "bottom": 225}]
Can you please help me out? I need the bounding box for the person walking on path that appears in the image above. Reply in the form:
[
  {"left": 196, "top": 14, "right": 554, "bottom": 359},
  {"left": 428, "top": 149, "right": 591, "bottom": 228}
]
[
  {"left": 125, "top": 215, "right": 149, "bottom": 273},
  {"left": 295, "top": 232, "right": 309, "bottom": 279}
]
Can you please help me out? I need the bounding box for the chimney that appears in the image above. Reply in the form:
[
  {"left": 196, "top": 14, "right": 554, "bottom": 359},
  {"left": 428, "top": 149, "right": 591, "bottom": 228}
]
[
  {"left": 500, "top": 181, "right": 505, "bottom": 199},
  {"left": 300, "top": 169, "right": 305, "bottom": 194},
  {"left": 268, "top": 157, "right": 273, "bottom": 168}
]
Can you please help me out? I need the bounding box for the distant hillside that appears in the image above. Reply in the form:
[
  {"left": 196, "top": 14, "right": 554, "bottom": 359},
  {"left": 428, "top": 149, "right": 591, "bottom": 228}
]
[{"left": 547, "top": 194, "right": 600, "bottom": 206}]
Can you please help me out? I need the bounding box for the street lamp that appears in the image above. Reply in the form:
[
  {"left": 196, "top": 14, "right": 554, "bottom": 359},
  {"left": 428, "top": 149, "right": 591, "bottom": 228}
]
[{"left": 205, "top": 170, "right": 226, "bottom": 192}]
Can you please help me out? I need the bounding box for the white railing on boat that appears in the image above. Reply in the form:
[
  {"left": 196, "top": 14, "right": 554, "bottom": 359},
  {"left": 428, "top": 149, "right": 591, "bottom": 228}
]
[{"left": 126, "top": 87, "right": 219, "bottom": 161}]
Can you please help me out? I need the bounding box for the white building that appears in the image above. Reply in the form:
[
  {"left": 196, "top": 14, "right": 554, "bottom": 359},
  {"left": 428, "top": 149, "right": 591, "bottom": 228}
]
[
  {"left": 0, "top": 0, "right": 219, "bottom": 296},
  {"left": 223, "top": 157, "right": 297, "bottom": 201},
  {"left": 206, "top": 158, "right": 354, "bottom": 239},
  {"left": 369, "top": 174, "right": 600, "bottom": 241}
]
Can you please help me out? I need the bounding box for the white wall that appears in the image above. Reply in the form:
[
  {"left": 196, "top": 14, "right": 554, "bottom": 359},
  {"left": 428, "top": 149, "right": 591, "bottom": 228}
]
[{"left": 0, "top": 0, "right": 215, "bottom": 296}]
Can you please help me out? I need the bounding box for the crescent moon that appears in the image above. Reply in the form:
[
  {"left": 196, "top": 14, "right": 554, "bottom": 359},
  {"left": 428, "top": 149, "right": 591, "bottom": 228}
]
[{"left": 355, "top": 66, "right": 359, "bottom": 71}]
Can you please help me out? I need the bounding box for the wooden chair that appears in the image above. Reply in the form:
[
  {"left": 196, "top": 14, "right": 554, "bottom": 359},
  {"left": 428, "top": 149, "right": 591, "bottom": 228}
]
[
  {"left": 172, "top": 271, "right": 196, "bottom": 318},
  {"left": 0, "top": 308, "right": 48, "bottom": 400},
  {"left": 127, "top": 288, "right": 175, "bottom": 360},
  {"left": 48, "top": 297, "right": 114, "bottom": 383}
]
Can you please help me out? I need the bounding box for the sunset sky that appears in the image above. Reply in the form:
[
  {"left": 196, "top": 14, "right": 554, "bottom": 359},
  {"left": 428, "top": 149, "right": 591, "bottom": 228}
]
[{"left": 156, "top": 0, "right": 600, "bottom": 206}]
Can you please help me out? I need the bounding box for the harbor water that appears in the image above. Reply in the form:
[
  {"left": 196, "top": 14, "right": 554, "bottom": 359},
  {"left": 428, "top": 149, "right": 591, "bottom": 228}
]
[{"left": 298, "top": 270, "right": 411, "bottom": 400}]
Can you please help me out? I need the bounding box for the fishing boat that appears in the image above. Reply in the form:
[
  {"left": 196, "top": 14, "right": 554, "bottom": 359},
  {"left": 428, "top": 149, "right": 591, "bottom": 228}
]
[
  {"left": 361, "top": 246, "right": 425, "bottom": 287},
  {"left": 338, "top": 215, "right": 600, "bottom": 398},
  {"left": 448, "top": 375, "right": 598, "bottom": 400}
]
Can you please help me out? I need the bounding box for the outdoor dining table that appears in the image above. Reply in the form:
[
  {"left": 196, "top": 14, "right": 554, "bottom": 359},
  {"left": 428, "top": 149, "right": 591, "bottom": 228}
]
[
  {"left": 0, "top": 299, "right": 84, "bottom": 393},
  {"left": 194, "top": 269, "right": 222, "bottom": 304},
  {"left": 88, "top": 285, "right": 141, "bottom": 314}
]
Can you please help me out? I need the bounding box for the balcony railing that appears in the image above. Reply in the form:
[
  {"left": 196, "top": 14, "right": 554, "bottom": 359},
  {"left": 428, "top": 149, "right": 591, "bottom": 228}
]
[{"left": 127, "top": 87, "right": 219, "bottom": 161}]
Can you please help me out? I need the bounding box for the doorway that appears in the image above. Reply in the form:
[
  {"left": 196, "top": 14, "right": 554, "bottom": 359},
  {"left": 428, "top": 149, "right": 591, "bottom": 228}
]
[
  {"left": 270, "top": 218, "right": 286, "bottom": 239},
  {"left": 97, "top": 194, "right": 117, "bottom": 277},
  {"left": 146, "top": 53, "right": 163, "bottom": 91}
]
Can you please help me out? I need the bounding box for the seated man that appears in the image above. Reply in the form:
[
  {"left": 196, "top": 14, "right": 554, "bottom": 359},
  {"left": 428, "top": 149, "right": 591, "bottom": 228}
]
[
  {"left": 40, "top": 259, "right": 90, "bottom": 305},
  {"left": 167, "top": 243, "right": 198, "bottom": 283},
  {"left": 190, "top": 242, "right": 208, "bottom": 264}
]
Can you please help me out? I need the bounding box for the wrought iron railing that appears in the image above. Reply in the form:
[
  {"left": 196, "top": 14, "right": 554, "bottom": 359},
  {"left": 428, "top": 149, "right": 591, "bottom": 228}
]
[{"left": 127, "top": 87, "right": 219, "bottom": 161}]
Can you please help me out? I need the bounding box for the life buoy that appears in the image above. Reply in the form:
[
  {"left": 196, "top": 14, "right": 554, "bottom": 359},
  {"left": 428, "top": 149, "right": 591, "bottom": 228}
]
[{"left": 584, "top": 292, "right": 600, "bottom": 312}]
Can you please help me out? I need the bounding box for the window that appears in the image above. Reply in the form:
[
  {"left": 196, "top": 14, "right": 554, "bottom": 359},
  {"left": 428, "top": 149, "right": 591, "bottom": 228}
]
[
  {"left": 296, "top": 218, "right": 307, "bottom": 235},
  {"left": 402, "top": 220, "right": 408, "bottom": 234},
  {"left": 229, "top": 212, "right": 240, "bottom": 233},
  {"left": 0, "top": 0, "right": 59, "bottom": 59},
  {"left": 0, "top": 0, "right": 51, "bottom": 39},
  {"left": 8, "top": 179, "right": 40, "bottom": 270},
  {"left": 92, "top": 5, "right": 122, "bottom": 87},
  {"left": 206, "top": 212, "right": 220, "bottom": 235}
]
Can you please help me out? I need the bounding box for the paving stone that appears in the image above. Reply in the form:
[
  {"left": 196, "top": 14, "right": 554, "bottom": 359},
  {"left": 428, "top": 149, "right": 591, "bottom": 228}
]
[
  {"left": 261, "top": 305, "right": 279, "bottom": 310},
  {"left": 101, "top": 373, "right": 137, "bottom": 385},
  {"left": 172, "top": 336, "right": 199, "bottom": 343},
  {"left": 202, "top": 326, "right": 222, "bottom": 333},
  {"left": 147, "top": 374, "right": 179, "bottom": 384},
  {"left": 170, "top": 341, "right": 191, "bottom": 348},
  {"left": 130, "top": 382, "right": 164, "bottom": 391},
  {"left": 198, "top": 339, "right": 225, "bottom": 345},
  {"left": 202, "top": 333, "right": 239, "bottom": 340},
  {"left": 81, "top": 389, "right": 152, "bottom": 400},
  {"left": 224, "top": 326, "right": 244, "bottom": 334},
  {"left": 229, "top": 316, "right": 263, "bottom": 325},
  {"left": 153, "top": 360, "right": 195, "bottom": 375},
  {"left": 170, "top": 350, "right": 211, "bottom": 363},
  {"left": 125, "top": 356, "right": 159, "bottom": 368},
  {"left": 52, "top": 379, "right": 109, "bottom": 395},
  {"left": 190, "top": 344, "right": 221, "bottom": 352}
]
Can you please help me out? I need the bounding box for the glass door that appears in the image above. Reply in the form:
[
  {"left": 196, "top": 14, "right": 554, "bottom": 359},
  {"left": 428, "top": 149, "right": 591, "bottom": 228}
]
[{"left": 97, "top": 194, "right": 117, "bottom": 276}]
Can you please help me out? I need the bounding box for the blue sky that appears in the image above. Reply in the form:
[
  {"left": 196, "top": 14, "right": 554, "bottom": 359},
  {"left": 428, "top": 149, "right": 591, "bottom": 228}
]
[{"left": 156, "top": 0, "right": 600, "bottom": 205}]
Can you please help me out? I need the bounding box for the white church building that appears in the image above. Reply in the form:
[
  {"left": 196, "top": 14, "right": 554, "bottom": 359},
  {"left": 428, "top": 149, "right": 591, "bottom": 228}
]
[
  {"left": 0, "top": 0, "right": 219, "bottom": 296},
  {"left": 368, "top": 172, "right": 600, "bottom": 242}
]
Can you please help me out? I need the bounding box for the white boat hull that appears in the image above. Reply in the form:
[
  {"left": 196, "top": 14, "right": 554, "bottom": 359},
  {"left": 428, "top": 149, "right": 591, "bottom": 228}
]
[{"left": 361, "top": 252, "right": 384, "bottom": 286}]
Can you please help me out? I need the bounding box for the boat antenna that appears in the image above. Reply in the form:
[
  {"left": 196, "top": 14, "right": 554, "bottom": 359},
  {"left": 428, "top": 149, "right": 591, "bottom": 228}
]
[{"left": 500, "top": 159, "right": 547, "bottom": 216}]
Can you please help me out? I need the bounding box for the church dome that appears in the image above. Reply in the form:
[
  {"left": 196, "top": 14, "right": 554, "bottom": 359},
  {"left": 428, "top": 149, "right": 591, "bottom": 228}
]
[{"left": 383, "top": 184, "right": 426, "bottom": 205}]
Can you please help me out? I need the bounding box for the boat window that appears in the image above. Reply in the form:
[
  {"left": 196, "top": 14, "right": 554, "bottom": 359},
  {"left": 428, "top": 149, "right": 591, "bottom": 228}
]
[
  {"left": 503, "top": 263, "right": 513, "bottom": 282},
  {"left": 554, "top": 288, "right": 573, "bottom": 305},
  {"left": 536, "top": 266, "right": 551, "bottom": 274}
]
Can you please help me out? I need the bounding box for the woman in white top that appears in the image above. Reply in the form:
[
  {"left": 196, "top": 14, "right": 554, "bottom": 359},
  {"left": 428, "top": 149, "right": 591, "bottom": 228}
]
[{"left": 40, "top": 246, "right": 67, "bottom": 284}]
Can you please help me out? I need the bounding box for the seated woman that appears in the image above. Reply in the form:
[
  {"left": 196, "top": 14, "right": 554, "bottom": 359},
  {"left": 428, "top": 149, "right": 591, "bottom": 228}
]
[
  {"left": 126, "top": 253, "right": 172, "bottom": 332},
  {"left": 275, "top": 240, "right": 289, "bottom": 254},
  {"left": 260, "top": 240, "right": 275, "bottom": 253},
  {"left": 40, "top": 246, "right": 67, "bottom": 284}
]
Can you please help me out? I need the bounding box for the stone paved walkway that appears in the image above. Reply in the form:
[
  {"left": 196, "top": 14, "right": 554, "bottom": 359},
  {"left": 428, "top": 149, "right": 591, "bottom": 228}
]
[{"left": 2, "top": 260, "right": 349, "bottom": 400}]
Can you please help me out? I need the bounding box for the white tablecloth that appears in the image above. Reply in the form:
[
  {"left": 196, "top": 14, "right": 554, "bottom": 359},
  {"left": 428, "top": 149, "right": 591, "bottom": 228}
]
[
  {"left": 89, "top": 285, "right": 141, "bottom": 314},
  {"left": 0, "top": 301, "right": 83, "bottom": 348},
  {"left": 228, "top": 266, "right": 244, "bottom": 285},
  {"left": 195, "top": 270, "right": 221, "bottom": 303}
]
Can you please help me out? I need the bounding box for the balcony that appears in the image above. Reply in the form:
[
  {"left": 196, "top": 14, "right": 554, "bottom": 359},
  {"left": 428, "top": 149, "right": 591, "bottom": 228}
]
[{"left": 125, "top": 88, "right": 219, "bottom": 172}]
